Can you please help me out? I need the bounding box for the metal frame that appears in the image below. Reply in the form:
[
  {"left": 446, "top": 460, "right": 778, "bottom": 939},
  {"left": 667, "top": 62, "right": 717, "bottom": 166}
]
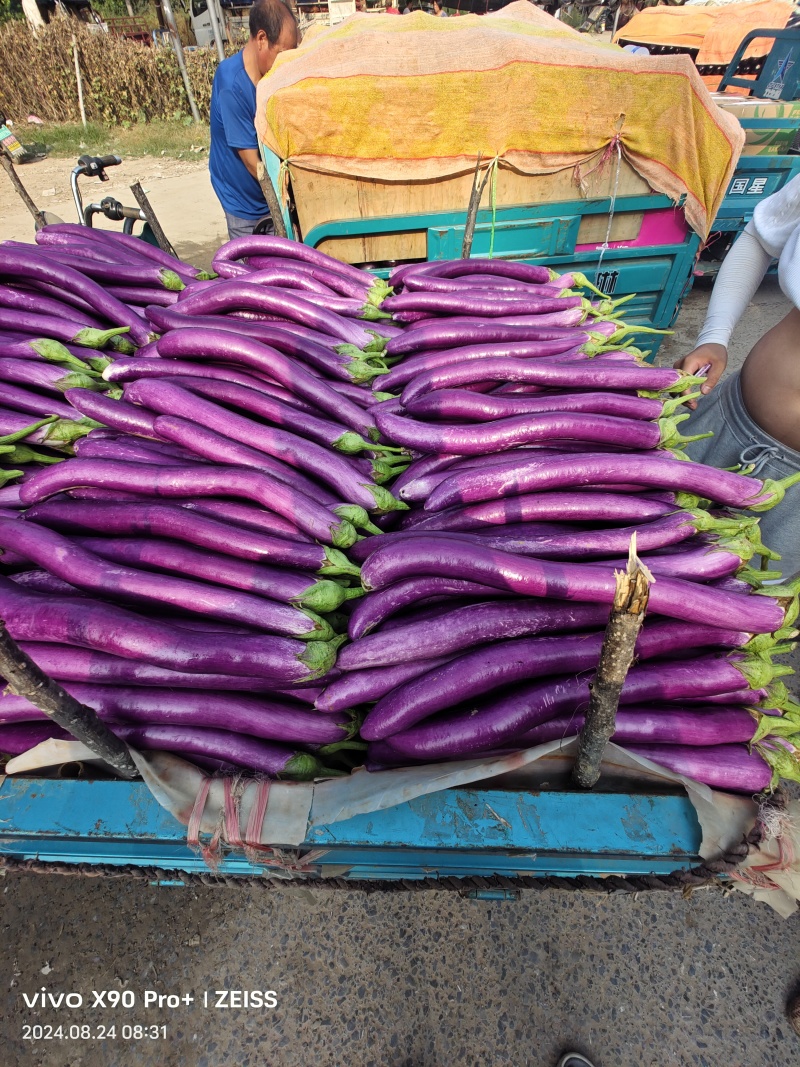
[
  {"left": 0, "top": 778, "right": 702, "bottom": 882},
  {"left": 300, "top": 193, "right": 701, "bottom": 357}
]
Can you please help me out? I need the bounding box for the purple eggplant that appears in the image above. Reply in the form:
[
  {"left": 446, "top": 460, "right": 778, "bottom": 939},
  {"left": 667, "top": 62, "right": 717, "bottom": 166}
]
[
  {"left": 424, "top": 450, "right": 792, "bottom": 514},
  {"left": 403, "top": 389, "right": 672, "bottom": 424},
  {"left": 16, "top": 641, "right": 284, "bottom": 690},
  {"left": 359, "top": 537, "right": 787, "bottom": 634},
  {"left": 23, "top": 499, "right": 360, "bottom": 576},
  {"left": 382, "top": 655, "right": 773, "bottom": 761},
  {"left": 402, "top": 492, "right": 679, "bottom": 532},
  {"left": 124, "top": 378, "right": 398, "bottom": 513},
  {"left": 0, "top": 682, "right": 348, "bottom": 745},
  {"left": 64, "top": 388, "right": 158, "bottom": 436},
  {"left": 360, "top": 621, "right": 752, "bottom": 739},
  {"left": 0, "top": 248, "right": 152, "bottom": 346},
  {"left": 166, "top": 280, "right": 375, "bottom": 348},
  {"left": 154, "top": 328, "right": 376, "bottom": 435},
  {"left": 315, "top": 656, "right": 457, "bottom": 714},
  {"left": 1, "top": 518, "right": 336, "bottom": 639},
  {"left": 21, "top": 459, "right": 359, "bottom": 547},
  {"left": 72, "top": 536, "right": 358, "bottom": 612},
  {"left": 0, "top": 576, "right": 338, "bottom": 682}
]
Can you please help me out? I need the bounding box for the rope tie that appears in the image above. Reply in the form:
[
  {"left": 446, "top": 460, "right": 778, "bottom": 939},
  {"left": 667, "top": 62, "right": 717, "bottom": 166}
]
[{"left": 594, "top": 135, "right": 623, "bottom": 279}]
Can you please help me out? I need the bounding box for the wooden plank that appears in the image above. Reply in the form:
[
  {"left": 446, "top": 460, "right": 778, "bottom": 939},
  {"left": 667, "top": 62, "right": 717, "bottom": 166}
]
[{"left": 291, "top": 155, "right": 652, "bottom": 263}]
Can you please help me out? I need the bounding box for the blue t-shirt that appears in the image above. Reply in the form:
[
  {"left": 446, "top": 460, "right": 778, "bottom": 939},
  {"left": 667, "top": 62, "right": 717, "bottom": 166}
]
[{"left": 209, "top": 52, "right": 268, "bottom": 220}]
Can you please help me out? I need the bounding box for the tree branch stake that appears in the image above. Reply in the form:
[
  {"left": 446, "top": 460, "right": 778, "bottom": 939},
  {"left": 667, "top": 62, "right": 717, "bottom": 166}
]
[
  {"left": 572, "top": 534, "right": 653, "bottom": 789},
  {"left": 0, "top": 619, "right": 139, "bottom": 779}
]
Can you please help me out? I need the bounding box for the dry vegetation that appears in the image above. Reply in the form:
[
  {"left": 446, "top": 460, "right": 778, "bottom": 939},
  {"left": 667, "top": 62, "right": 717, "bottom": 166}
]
[{"left": 0, "top": 18, "right": 224, "bottom": 125}]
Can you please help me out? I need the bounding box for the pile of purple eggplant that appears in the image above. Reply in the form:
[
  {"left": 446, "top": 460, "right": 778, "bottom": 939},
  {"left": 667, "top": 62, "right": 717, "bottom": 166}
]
[
  {"left": 2, "top": 229, "right": 800, "bottom": 796},
  {"left": 0, "top": 228, "right": 405, "bottom": 779},
  {"left": 316, "top": 256, "right": 800, "bottom": 795}
]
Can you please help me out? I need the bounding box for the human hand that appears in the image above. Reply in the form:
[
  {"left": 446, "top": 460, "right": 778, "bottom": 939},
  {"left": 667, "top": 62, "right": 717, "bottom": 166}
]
[{"left": 673, "top": 343, "right": 728, "bottom": 410}]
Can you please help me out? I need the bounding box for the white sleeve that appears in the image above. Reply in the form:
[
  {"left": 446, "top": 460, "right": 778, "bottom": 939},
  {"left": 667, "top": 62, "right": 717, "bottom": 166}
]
[
  {"left": 751, "top": 172, "right": 800, "bottom": 258},
  {"left": 694, "top": 223, "right": 774, "bottom": 348}
]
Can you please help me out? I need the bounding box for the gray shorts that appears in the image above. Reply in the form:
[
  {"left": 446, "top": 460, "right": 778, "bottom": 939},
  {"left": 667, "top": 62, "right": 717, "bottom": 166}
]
[
  {"left": 223, "top": 212, "right": 274, "bottom": 241},
  {"left": 683, "top": 370, "right": 800, "bottom": 578}
]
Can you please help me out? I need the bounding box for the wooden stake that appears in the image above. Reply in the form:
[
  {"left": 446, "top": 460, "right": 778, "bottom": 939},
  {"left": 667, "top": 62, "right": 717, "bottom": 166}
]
[
  {"left": 0, "top": 619, "right": 139, "bottom": 779},
  {"left": 256, "top": 160, "right": 288, "bottom": 240},
  {"left": 0, "top": 155, "right": 47, "bottom": 230},
  {"left": 130, "top": 181, "right": 178, "bottom": 257},
  {"left": 72, "top": 35, "right": 87, "bottom": 129},
  {"left": 572, "top": 534, "right": 653, "bottom": 789},
  {"left": 461, "top": 154, "right": 485, "bottom": 259}
]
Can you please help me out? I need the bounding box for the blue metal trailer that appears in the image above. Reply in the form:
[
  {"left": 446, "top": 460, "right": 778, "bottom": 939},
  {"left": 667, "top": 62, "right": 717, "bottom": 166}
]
[{"left": 0, "top": 777, "right": 703, "bottom": 886}]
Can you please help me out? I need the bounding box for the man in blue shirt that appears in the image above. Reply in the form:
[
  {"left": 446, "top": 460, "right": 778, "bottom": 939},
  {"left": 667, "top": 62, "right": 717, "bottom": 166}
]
[{"left": 209, "top": 0, "right": 298, "bottom": 240}]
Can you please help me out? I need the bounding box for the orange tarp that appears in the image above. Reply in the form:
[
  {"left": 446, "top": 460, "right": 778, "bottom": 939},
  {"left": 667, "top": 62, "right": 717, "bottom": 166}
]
[
  {"left": 617, "top": 0, "right": 793, "bottom": 64},
  {"left": 257, "top": 1, "right": 744, "bottom": 239}
]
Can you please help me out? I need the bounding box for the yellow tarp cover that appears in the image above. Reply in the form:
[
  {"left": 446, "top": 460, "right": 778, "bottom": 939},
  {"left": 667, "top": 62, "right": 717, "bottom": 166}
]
[
  {"left": 256, "top": 1, "right": 744, "bottom": 239},
  {"left": 617, "top": 0, "right": 793, "bottom": 64}
]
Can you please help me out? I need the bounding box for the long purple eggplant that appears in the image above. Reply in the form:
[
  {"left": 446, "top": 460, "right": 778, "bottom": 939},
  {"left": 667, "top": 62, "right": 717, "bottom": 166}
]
[
  {"left": 148, "top": 307, "right": 385, "bottom": 384},
  {"left": 374, "top": 339, "right": 590, "bottom": 392},
  {"left": 1, "top": 518, "right": 336, "bottom": 639},
  {"left": 154, "top": 328, "right": 376, "bottom": 435},
  {"left": 113, "top": 724, "right": 329, "bottom": 779},
  {"left": 0, "top": 410, "right": 96, "bottom": 449},
  {"left": 0, "top": 576, "right": 338, "bottom": 682},
  {"left": 64, "top": 388, "right": 157, "bottom": 436},
  {"left": 400, "top": 358, "right": 694, "bottom": 406},
  {"left": 102, "top": 357, "right": 318, "bottom": 413},
  {"left": 166, "top": 280, "right": 375, "bottom": 348},
  {"left": 213, "top": 234, "right": 371, "bottom": 284},
  {"left": 72, "top": 537, "right": 358, "bottom": 612},
  {"left": 404, "top": 389, "right": 678, "bottom": 424},
  {"left": 349, "top": 512, "right": 746, "bottom": 566},
  {"left": 512, "top": 706, "right": 766, "bottom": 748},
  {"left": 0, "top": 358, "right": 100, "bottom": 396},
  {"left": 0, "top": 306, "right": 131, "bottom": 351},
  {"left": 360, "top": 621, "right": 753, "bottom": 739},
  {"left": 175, "top": 376, "right": 382, "bottom": 456},
  {"left": 246, "top": 256, "right": 373, "bottom": 299},
  {"left": 385, "top": 323, "right": 606, "bottom": 357},
  {"left": 0, "top": 682, "right": 348, "bottom": 745},
  {"left": 23, "top": 500, "right": 360, "bottom": 576},
  {"left": 620, "top": 743, "right": 777, "bottom": 793},
  {"left": 342, "top": 600, "right": 610, "bottom": 670},
  {"left": 24, "top": 248, "right": 188, "bottom": 291},
  {"left": 382, "top": 656, "right": 775, "bottom": 761},
  {"left": 21, "top": 459, "right": 359, "bottom": 548},
  {"left": 151, "top": 415, "right": 343, "bottom": 506},
  {"left": 402, "top": 492, "right": 679, "bottom": 532},
  {"left": 373, "top": 407, "right": 684, "bottom": 455},
  {"left": 124, "top": 378, "right": 398, "bottom": 513},
  {"left": 0, "top": 249, "right": 152, "bottom": 346},
  {"left": 424, "top": 450, "right": 794, "bottom": 514},
  {"left": 16, "top": 642, "right": 311, "bottom": 691},
  {"left": 391, "top": 259, "right": 555, "bottom": 286},
  {"left": 38, "top": 223, "right": 208, "bottom": 279},
  {"left": 359, "top": 537, "right": 787, "bottom": 634}
]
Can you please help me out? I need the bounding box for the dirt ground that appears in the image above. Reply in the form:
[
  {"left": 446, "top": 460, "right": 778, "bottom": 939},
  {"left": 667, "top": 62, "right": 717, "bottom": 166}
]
[{"left": 0, "top": 155, "right": 227, "bottom": 270}]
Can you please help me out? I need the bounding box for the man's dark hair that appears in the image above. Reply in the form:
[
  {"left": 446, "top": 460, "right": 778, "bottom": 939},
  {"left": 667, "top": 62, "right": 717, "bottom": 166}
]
[{"left": 249, "top": 0, "right": 296, "bottom": 44}]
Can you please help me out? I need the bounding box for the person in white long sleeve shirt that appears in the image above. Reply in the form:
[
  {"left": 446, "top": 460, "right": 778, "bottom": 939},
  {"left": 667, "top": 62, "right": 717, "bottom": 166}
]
[{"left": 675, "top": 173, "right": 800, "bottom": 574}]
